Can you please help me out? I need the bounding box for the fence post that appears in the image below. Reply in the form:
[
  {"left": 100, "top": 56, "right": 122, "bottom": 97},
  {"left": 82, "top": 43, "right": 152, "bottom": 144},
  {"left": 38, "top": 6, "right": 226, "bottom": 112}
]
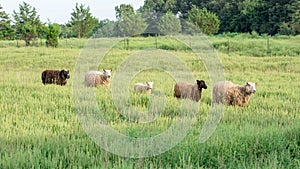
[
  {"left": 155, "top": 34, "right": 158, "bottom": 49},
  {"left": 227, "top": 38, "right": 230, "bottom": 54},
  {"left": 65, "top": 34, "right": 68, "bottom": 48},
  {"left": 126, "top": 38, "right": 129, "bottom": 50},
  {"left": 267, "top": 36, "right": 271, "bottom": 56},
  {"left": 124, "top": 36, "right": 126, "bottom": 49},
  {"left": 93, "top": 34, "right": 96, "bottom": 48}
]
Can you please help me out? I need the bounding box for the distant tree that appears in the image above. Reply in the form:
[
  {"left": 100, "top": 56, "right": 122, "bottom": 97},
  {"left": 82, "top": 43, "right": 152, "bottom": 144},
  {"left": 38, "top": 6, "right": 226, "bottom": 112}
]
[
  {"left": 115, "top": 4, "right": 148, "bottom": 36},
  {"left": 95, "top": 19, "right": 117, "bottom": 37},
  {"left": 92, "top": 19, "right": 110, "bottom": 33},
  {"left": 59, "top": 24, "right": 76, "bottom": 38},
  {"left": 115, "top": 4, "right": 134, "bottom": 20},
  {"left": 141, "top": 0, "right": 300, "bottom": 35},
  {"left": 143, "top": 0, "right": 177, "bottom": 14},
  {"left": 158, "top": 11, "right": 181, "bottom": 35},
  {"left": 0, "top": 5, "right": 14, "bottom": 40},
  {"left": 289, "top": 0, "right": 300, "bottom": 35},
  {"left": 70, "top": 3, "right": 98, "bottom": 38},
  {"left": 13, "top": 2, "right": 43, "bottom": 46},
  {"left": 180, "top": 19, "right": 201, "bottom": 35},
  {"left": 118, "top": 13, "right": 148, "bottom": 36},
  {"left": 46, "top": 23, "right": 61, "bottom": 47},
  {"left": 187, "top": 7, "right": 220, "bottom": 35}
]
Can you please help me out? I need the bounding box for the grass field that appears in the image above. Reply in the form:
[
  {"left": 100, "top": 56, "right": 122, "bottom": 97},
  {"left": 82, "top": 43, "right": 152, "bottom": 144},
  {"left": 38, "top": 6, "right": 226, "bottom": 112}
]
[{"left": 0, "top": 35, "right": 299, "bottom": 168}]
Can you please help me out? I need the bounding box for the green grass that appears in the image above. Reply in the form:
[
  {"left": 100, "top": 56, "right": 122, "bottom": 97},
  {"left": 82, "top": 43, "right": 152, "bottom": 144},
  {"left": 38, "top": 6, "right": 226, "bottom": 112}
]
[
  {"left": 210, "top": 34, "right": 300, "bottom": 57},
  {"left": 0, "top": 35, "right": 299, "bottom": 168}
]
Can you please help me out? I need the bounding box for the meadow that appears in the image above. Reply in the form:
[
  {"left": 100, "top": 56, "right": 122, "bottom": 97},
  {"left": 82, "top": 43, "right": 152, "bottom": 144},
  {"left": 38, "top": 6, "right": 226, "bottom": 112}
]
[{"left": 0, "top": 34, "right": 299, "bottom": 168}]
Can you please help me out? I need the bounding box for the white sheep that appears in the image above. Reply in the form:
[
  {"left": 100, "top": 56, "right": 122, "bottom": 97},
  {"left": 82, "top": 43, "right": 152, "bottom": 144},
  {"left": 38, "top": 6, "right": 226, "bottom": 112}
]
[
  {"left": 174, "top": 80, "right": 207, "bottom": 102},
  {"left": 213, "top": 81, "right": 257, "bottom": 107},
  {"left": 84, "top": 69, "right": 112, "bottom": 87},
  {"left": 133, "top": 81, "right": 154, "bottom": 94}
]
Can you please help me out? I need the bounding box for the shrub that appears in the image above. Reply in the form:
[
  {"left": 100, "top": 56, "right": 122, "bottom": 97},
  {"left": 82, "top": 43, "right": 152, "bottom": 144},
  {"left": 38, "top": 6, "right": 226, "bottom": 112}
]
[
  {"left": 46, "top": 24, "right": 61, "bottom": 47},
  {"left": 187, "top": 7, "right": 220, "bottom": 35}
]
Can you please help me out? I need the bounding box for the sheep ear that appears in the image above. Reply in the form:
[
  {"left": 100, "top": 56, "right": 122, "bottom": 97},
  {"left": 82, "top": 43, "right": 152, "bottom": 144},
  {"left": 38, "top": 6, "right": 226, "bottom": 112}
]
[
  {"left": 255, "top": 82, "right": 258, "bottom": 86},
  {"left": 246, "top": 82, "right": 250, "bottom": 86}
]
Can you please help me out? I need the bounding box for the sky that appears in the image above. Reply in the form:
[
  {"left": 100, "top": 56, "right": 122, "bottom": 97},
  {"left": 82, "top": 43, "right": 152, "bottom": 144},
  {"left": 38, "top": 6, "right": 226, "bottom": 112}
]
[{"left": 0, "top": 0, "right": 145, "bottom": 24}]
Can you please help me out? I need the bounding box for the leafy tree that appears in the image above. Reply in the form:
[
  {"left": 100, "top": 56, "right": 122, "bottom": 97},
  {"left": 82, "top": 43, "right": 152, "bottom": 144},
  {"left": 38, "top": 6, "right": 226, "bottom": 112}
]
[
  {"left": 46, "top": 23, "right": 61, "bottom": 47},
  {"left": 115, "top": 4, "right": 134, "bottom": 20},
  {"left": 141, "top": 0, "right": 300, "bottom": 35},
  {"left": 115, "top": 4, "right": 148, "bottom": 36},
  {"left": 0, "top": 4, "right": 14, "bottom": 40},
  {"left": 180, "top": 19, "right": 201, "bottom": 35},
  {"left": 59, "top": 24, "right": 75, "bottom": 38},
  {"left": 118, "top": 13, "right": 148, "bottom": 36},
  {"left": 289, "top": 0, "right": 300, "bottom": 35},
  {"left": 13, "top": 2, "right": 43, "bottom": 46},
  {"left": 158, "top": 11, "right": 181, "bottom": 35},
  {"left": 70, "top": 3, "right": 98, "bottom": 38},
  {"left": 95, "top": 19, "right": 117, "bottom": 37},
  {"left": 139, "top": 10, "right": 163, "bottom": 35},
  {"left": 143, "top": 0, "right": 177, "bottom": 14},
  {"left": 278, "top": 0, "right": 300, "bottom": 35},
  {"left": 187, "top": 7, "right": 220, "bottom": 35}
]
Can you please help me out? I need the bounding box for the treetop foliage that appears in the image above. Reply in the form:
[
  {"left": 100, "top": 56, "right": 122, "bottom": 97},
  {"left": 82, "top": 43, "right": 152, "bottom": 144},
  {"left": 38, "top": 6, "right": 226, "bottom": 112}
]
[
  {"left": 115, "top": 4, "right": 135, "bottom": 20},
  {"left": 13, "top": 2, "right": 42, "bottom": 46},
  {"left": 70, "top": 3, "right": 98, "bottom": 38},
  {"left": 158, "top": 11, "right": 181, "bottom": 35},
  {"left": 0, "top": 0, "right": 299, "bottom": 42},
  {"left": 0, "top": 5, "right": 14, "bottom": 40}
]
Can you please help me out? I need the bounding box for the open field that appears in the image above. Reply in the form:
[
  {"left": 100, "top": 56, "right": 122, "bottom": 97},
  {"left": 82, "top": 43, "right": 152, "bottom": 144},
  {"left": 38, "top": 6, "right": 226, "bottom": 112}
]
[{"left": 0, "top": 35, "right": 299, "bottom": 168}]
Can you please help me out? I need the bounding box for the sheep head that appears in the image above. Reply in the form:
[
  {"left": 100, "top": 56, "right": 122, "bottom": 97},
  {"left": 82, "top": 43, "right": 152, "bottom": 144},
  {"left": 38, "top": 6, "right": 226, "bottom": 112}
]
[
  {"left": 245, "top": 82, "right": 257, "bottom": 94},
  {"left": 196, "top": 80, "right": 207, "bottom": 90},
  {"left": 146, "top": 81, "right": 154, "bottom": 89},
  {"left": 60, "top": 69, "right": 70, "bottom": 79},
  {"left": 103, "top": 69, "right": 112, "bottom": 78}
]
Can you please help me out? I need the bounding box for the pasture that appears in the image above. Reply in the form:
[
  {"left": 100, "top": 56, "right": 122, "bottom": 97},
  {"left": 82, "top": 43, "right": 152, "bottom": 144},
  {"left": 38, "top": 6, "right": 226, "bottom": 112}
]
[{"left": 0, "top": 35, "right": 299, "bottom": 168}]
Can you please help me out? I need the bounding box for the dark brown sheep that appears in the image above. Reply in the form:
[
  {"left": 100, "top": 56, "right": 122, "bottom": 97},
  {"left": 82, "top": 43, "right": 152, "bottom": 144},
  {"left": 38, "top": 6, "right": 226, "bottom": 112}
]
[
  {"left": 174, "top": 80, "right": 207, "bottom": 102},
  {"left": 41, "top": 69, "right": 70, "bottom": 86}
]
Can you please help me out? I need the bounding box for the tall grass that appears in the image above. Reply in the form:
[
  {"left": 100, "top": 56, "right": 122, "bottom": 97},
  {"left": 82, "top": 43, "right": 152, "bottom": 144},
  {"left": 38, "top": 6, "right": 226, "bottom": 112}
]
[
  {"left": 0, "top": 35, "right": 299, "bottom": 168},
  {"left": 210, "top": 33, "right": 300, "bottom": 57}
]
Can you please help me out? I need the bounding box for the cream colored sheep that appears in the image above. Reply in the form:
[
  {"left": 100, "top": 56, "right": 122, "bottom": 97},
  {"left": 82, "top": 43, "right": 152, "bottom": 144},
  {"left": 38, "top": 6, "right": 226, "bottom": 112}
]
[
  {"left": 213, "top": 81, "right": 257, "bottom": 107},
  {"left": 174, "top": 80, "right": 207, "bottom": 102},
  {"left": 133, "top": 81, "right": 154, "bottom": 94},
  {"left": 84, "top": 69, "right": 112, "bottom": 87}
]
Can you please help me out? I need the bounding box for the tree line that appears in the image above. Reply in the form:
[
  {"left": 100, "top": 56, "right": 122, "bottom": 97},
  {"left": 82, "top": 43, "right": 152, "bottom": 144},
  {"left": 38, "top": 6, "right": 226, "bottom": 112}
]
[
  {"left": 0, "top": 2, "right": 99, "bottom": 47},
  {"left": 0, "top": 1, "right": 299, "bottom": 47},
  {"left": 143, "top": 0, "right": 300, "bottom": 35}
]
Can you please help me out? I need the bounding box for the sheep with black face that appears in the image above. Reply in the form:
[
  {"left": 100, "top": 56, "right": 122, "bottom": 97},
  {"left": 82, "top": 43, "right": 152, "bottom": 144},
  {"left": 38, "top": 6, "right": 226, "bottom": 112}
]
[
  {"left": 174, "top": 80, "right": 207, "bottom": 102},
  {"left": 41, "top": 69, "right": 70, "bottom": 86}
]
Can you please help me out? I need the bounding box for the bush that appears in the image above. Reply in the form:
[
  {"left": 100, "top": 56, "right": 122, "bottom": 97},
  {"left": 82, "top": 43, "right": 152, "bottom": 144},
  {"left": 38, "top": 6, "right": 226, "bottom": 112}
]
[
  {"left": 46, "top": 24, "right": 61, "bottom": 47},
  {"left": 187, "top": 7, "right": 220, "bottom": 35}
]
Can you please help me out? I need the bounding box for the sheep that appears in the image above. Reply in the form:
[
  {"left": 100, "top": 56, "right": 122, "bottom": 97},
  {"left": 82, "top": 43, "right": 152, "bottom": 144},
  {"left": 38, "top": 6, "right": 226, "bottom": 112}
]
[
  {"left": 41, "top": 69, "right": 70, "bottom": 86},
  {"left": 174, "top": 80, "right": 207, "bottom": 102},
  {"left": 84, "top": 69, "right": 112, "bottom": 87},
  {"left": 212, "top": 81, "right": 257, "bottom": 107},
  {"left": 133, "top": 81, "right": 154, "bottom": 94}
]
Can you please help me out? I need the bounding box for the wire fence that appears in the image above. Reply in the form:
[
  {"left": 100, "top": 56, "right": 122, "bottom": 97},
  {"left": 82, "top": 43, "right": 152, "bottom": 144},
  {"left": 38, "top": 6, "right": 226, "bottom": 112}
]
[{"left": 0, "top": 35, "right": 299, "bottom": 57}]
